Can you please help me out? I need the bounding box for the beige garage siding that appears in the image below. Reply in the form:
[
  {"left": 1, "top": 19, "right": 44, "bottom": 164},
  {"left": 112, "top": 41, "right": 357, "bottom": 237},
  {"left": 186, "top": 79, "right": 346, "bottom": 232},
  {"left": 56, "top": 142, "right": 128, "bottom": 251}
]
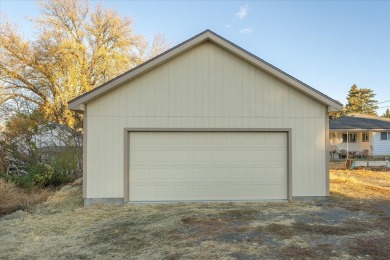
[
  {"left": 86, "top": 41, "right": 327, "bottom": 199},
  {"left": 129, "top": 132, "right": 288, "bottom": 201}
]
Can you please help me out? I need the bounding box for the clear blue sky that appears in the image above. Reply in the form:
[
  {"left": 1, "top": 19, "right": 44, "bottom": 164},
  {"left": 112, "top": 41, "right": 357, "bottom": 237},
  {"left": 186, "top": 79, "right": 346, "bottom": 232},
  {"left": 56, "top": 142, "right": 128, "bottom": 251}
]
[{"left": 1, "top": 0, "right": 389, "bottom": 114}]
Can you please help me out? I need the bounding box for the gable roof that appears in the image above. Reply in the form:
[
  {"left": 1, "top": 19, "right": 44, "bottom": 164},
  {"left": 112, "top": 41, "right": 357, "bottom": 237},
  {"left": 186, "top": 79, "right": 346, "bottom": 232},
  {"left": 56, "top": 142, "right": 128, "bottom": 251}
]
[
  {"left": 330, "top": 113, "right": 390, "bottom": 131},
  {"left": 68, "top": 30, "right": 343, "bottom": 112}
]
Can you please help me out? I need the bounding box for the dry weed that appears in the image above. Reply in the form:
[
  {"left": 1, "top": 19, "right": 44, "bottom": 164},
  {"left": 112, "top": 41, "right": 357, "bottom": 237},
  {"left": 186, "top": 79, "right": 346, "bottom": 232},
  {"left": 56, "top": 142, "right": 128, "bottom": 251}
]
[{"left": 0, "top": 179, "right": 51, "bottom": 215}]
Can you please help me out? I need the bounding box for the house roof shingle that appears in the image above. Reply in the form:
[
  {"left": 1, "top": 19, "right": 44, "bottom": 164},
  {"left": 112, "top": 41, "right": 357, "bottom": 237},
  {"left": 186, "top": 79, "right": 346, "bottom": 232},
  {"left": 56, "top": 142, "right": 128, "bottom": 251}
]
[{"left": 329, "top": 113, "right": 390, "bottom": 130}]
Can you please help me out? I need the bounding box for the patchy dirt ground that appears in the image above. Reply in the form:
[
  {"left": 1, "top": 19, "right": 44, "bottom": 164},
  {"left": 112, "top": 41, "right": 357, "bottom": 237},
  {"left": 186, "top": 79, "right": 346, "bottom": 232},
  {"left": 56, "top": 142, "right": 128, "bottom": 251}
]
[{"left": 0, "top": 170, "right": 389, "bottom": 259}]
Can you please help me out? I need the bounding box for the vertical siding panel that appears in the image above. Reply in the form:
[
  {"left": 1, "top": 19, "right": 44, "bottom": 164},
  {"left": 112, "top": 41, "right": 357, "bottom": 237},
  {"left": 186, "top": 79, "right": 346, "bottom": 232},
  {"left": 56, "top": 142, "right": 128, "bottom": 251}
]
[
  {"left": 176, "top": 58, "right": 184, "bottom": 117},
  {"left": 140, "top": 117, "right": 147, "bottom": 127},
  {"left": 209, "top": 44, "right": 217, "bottom": 126},
  {"left": 133, "top": 116, "right": 141, "bottom": 128},
  {"left": 196, "top": 45, "right": 203, "bottom": 129},
  {"left": 309, "top": 118, "right": 318, "bottom": 195},
  {"left": 274, "top": 81, "right": 283, "bottom": 118},
  {"left": 282, "top": 82, "right": 289, "bottom": 118},
  {"left": 116, "top": 117, "right": 125, "bottom": 197},
  {"left": 202, "top": 44, "right": 209, "bottom": 119},
  {"left": 111, "top": 117, "right": 120, "bottom": 197},
  {"left": 154, "top": 67, "right": 162, "bottom": 118},
  {"left": 134, "top": 81, "right": 142, "bottom": 117},
  {"left": 88, "top": 102, "right": 96, "bottom": 117},
  {"left": 102, "top": 117, "right": 110, "bottom": 197},
  {"left": 262, "top": 73, "right": 271, "bottom": 117},
  {"left": 229, "top": 54, "right": 237, "bottom": 117},
  {"left": 316, "top": 116, "right": 326, "bottom": 195},
  {"left": 294, "top": 92, "right": 301, "bottom": 118},
  {"left": 140, "top": 77, "right": 149, "bottom": 117},
  {"left": 126, "top": 116, "right": 134, "bottom": 128},
  {"left": 234, "top": 59, "right": 243, "bottom": 117},
  {"left": 307, "top": 98, "right": 316, "bottom": 118},
  {"left": 188, "top": 50, "right": 196, "bottom": 117},
  {"left": 242, "top": 62, "right": 250, "bottom": 117},
  {"left": 258, "top": 70, "right": 264, "bottom": 117},
  {"left": 99, "top": 117, "right": 107, "bottom": 197},
  {"left": 181, "top": 53, "right": 189, "bottom": 117},
  {"left": 302, "top": 118, "right": 310, "bottom": 194},
  {"left": 269, "top": 77, "right": 276, "bottom": 118},
  {"left": 249, "top": 66, "right": 256, "bottom": 117},
  {"left": 288, "top": 87, "right": 296, "bottom": 118},
  {"left": 215, "top": 46, "right": 223, "bottom": 117},
  {"left": 147, "top": 69, "right": 155, "bottom": 118},
  {"left": 87, "top": 117, "right": 98, "bottom": 197},
  {"left": 126, "top": 79, "right": 133, "bottom": 118},
  {"left": 195, "top": 46, "right": 203, "bottom": 118},
  {"left": 160, "top": 64, "right": 169, "bottom": 117},
  {"left": 168, "top": 58, "right": 176, "bottom": 117},
  {"left": 222, "top": 52, "right": 229, "bottom": 117},
  {"left": 300, "top": 118, "right": 308, "bottom": 195},
  {"left": 303, "top": 95, "right": 309, "bottom": 118},
  {"left": 294, "top": 118, "right": 303, "bottom": 196},
  {"left": 254, "top": 69, "right": 261, "bottom": 117},
  {"left": 119, "top": 84, "right": 127, "bottom": 118},
  {"left": 104, "top": 93, "right": 112, "bottom": 116}
]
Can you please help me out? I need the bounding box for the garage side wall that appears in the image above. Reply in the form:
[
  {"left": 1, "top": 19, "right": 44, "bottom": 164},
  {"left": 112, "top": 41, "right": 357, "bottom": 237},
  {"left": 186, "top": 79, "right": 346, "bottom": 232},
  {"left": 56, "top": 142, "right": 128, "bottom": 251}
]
[{"left": 85, "top": 41, "right": 327, "bottom": 199}]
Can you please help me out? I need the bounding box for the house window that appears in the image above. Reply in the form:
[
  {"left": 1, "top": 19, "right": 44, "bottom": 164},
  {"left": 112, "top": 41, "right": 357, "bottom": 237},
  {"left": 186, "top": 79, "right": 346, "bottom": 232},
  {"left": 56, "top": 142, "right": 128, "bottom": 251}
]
[
  {"left": 381, "top": 132, "right": 390, "bottom": 140},
  {"left": 342, "top": 133, "right": 356, "bottom": 143},
  {"left": 362, "top": 132, "right": 369, "bottom": 142}
]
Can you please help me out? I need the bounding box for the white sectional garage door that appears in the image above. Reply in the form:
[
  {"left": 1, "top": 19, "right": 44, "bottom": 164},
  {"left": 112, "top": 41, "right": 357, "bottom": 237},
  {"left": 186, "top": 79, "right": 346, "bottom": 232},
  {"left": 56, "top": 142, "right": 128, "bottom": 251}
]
[{"left": 129, "top": 132, "right": 287, "bottom": 201}]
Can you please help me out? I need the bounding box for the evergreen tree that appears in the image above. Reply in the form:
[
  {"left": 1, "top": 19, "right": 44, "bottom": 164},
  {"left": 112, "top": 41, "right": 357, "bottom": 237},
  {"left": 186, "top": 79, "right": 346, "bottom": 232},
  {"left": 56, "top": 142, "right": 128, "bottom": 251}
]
[
  {"left": 344, "top": 84, "right": 378, "bottom": 115},
  {"left": 382, "top": 108, "right": 390, "bottom": 118}
]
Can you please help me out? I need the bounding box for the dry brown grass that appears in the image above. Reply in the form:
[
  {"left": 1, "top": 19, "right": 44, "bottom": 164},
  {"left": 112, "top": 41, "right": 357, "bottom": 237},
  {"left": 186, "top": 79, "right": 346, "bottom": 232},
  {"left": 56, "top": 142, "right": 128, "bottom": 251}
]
[
  {"left": 0, "top": 178, "right": 51, "bottom": 215},
  {"left": 0, "top": 171, "right": 389, "bottom": 259},
  {"left": 330, "top": 169, "right": 390, "bottom": 200}
]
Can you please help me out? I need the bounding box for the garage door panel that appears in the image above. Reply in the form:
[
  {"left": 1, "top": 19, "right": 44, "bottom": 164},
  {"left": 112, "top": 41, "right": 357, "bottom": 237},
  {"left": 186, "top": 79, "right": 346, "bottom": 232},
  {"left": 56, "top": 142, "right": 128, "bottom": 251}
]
[
  {"left": 131, "top": 167, "right": 150, "bottom": 181},
  {"left": 171, "top": 185, "right": 190, "bottom": 198},
  {"left": 246, "top": 185, "right": 268, "bottom": 196},
  {"left": 192, "top": 150, "right": 211, "bottom": 162},
  {"left": 129, "top": 132, "right": 287, "bottom": 201},
  {"left": 211, "top": 151, "right": 228, "bottom": 161},
  {"left": 268, "top": 167, "right": 286, "bottom": 179},
  {"left": 268, "top": 184, "right": 287, "bottom": 197},
  {"left": 171, "top": 150, "right": 189, "bottom": 162},
  {"left": 171, "top": 133, "right": 189, "bottom": 145},
  {"left": 247, "top": 167, "right": 267, "bottom": 179},
  {"left": 265, "top": 151, "right": 286, "bottom": 162},
  {"left": 229, "top": 150, "right": 248, "bottom": 162},
  {"left": 131, "top": 185, "right": 150, "bottom": 199},
  {"left": 170, "top": 168, "right": 190, "bottom": 179},
  {"left": 211, "top": 134, "right": 229, "bottom": 145}
]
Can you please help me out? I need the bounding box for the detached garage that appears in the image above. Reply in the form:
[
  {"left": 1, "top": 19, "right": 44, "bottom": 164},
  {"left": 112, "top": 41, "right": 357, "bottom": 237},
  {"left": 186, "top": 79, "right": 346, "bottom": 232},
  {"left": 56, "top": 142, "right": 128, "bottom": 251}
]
[{"left": 68, "top": 30, "right": 342, "bottom": 205}]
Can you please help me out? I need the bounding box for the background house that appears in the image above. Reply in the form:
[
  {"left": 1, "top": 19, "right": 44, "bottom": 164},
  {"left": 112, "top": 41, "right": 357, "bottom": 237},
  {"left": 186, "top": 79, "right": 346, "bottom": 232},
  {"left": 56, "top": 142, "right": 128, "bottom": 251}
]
[{"left": 329, "top": 113, "right": 390, "bottom": 158}]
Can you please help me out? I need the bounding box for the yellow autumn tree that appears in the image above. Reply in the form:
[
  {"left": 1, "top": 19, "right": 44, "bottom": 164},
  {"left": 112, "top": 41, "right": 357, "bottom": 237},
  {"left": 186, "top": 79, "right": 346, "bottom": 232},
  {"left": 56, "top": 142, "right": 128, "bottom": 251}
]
[{"left": 0, "top": 0, "right": 170, "bottom": 127}]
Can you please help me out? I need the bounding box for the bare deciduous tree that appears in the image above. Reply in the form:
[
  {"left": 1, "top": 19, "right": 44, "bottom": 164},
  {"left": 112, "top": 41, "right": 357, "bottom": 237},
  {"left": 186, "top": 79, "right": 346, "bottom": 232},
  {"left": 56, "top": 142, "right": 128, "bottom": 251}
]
[{"left": 0, "top": 0, "right": 170, "bottom": 127}]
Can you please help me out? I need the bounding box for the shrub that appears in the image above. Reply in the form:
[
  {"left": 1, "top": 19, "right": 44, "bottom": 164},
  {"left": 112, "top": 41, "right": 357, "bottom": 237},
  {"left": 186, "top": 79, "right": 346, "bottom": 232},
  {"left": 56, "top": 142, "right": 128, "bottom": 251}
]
[
  {"left": 1, "top": 111, "right": 82, "bottom": 189},
  {"left": 0, "top": 178, "right": 51, "bottom": 215},
  {"left": 6, "top": 154, "right": 80, "bottom": 189}
]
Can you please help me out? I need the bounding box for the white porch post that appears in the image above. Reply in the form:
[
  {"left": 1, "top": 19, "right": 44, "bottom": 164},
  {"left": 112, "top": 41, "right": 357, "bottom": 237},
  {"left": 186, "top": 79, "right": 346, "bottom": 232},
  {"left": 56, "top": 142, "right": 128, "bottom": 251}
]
[{"left": 346, "top": 131, "right": 349, "bottom": 160}]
